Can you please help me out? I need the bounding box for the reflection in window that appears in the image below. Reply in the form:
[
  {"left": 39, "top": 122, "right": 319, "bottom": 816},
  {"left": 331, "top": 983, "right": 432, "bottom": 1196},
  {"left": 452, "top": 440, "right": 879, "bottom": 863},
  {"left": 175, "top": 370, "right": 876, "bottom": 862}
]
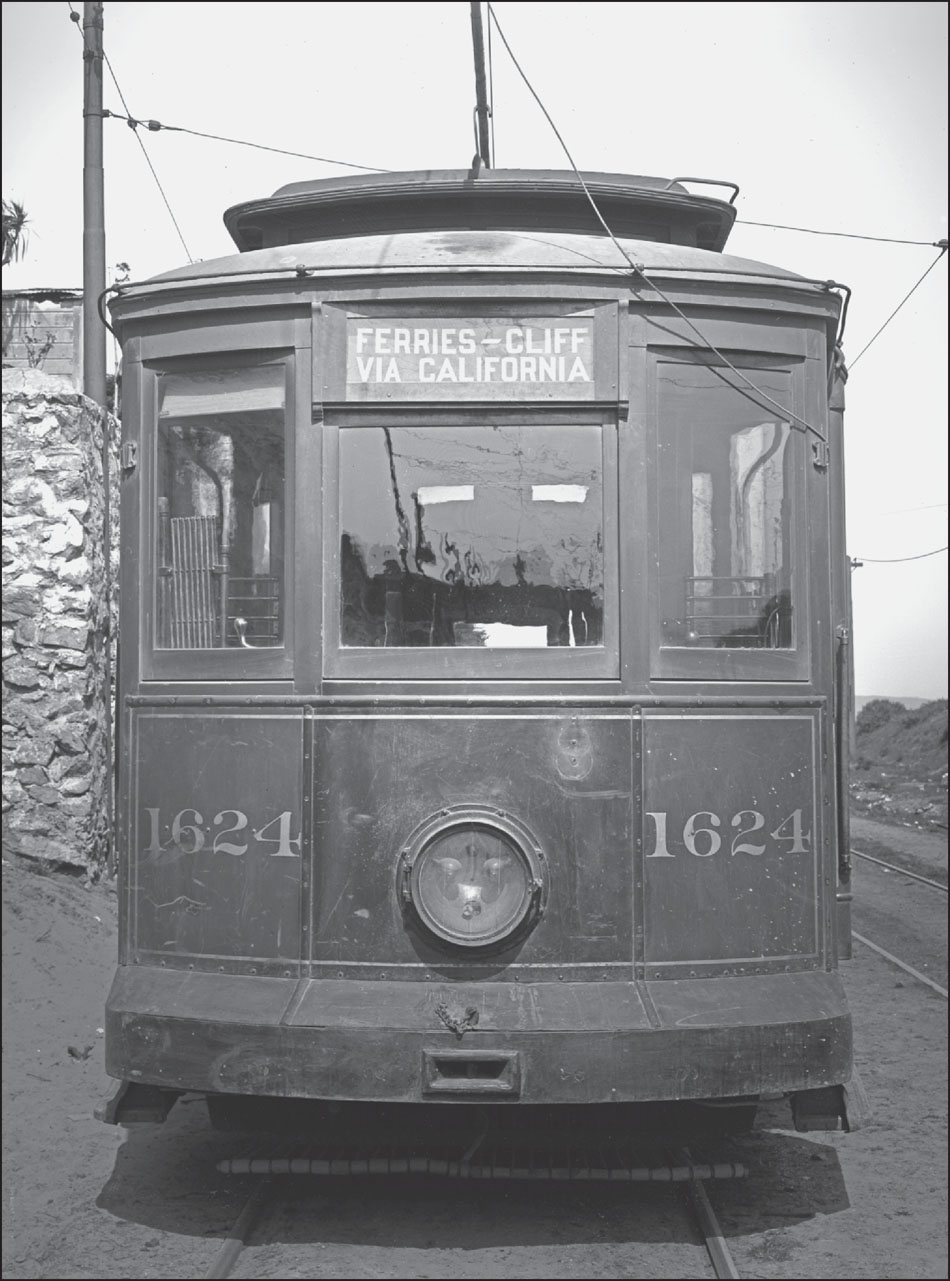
[
  {"left": 658, "top": 363, "right": 794, "bottom": 649},
  {"left": 340, "top": 425, "right": 604, "bottom": 648},
  {"left": 156, "top": 366, "right": 285, "bottom": 649}
]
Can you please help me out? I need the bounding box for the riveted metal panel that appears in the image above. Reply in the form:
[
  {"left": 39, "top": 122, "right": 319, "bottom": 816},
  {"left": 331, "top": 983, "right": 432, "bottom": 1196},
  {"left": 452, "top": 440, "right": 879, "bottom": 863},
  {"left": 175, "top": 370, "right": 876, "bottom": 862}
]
[
  {"left": 641, "top": 711, "right": 821, "bottom": 967},
  {"left": 309, "top": 712, "right": 634, "bottom": 972},
  {"left": 128, "top": 710, "right": 304, "bottom": 969}
]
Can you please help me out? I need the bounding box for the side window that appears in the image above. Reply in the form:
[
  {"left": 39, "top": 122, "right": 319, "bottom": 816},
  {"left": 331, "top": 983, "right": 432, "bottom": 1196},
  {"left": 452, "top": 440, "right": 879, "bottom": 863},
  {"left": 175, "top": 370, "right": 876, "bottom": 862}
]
[
  {"left": 155, "top": 364, "right": 286, "bottom": 650},
  {"left": 657, "top": 360, "right": 796, "bottom": 655}
]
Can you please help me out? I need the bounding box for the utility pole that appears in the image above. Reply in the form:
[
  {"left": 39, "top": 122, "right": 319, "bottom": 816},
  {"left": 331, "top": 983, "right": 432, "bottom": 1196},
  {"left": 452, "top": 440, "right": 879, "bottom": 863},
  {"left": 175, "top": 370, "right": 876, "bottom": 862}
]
[
  {"left": 82, "top": 0, "right": 107, "bottom": 407},
  {"left": 82, "top": 1, "right": 113, "bottom": 874},
  {"left": 470, "top": 2, "right": 492, "bottom": 170}
]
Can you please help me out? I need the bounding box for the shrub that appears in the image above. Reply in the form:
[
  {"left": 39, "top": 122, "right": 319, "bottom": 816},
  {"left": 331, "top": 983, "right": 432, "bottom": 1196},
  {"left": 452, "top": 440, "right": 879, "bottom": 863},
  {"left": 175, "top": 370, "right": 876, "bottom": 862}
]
[{"left": 856, "top": 698, "right": 906, "bottom": 735}]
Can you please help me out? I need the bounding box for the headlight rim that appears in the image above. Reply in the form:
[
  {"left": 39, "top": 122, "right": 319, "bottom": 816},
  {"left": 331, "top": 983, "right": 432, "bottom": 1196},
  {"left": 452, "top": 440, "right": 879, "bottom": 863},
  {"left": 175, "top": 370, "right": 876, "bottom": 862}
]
[{"left": 398, "top": 804, "right": 547, "bottom": 953}]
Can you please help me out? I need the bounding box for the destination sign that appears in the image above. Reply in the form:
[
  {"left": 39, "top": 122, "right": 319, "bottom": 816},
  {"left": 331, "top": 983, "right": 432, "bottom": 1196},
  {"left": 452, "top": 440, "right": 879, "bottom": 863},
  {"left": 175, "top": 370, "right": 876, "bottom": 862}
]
[{"left": 345, "top": 316, "right": 596, "bottom": 401}]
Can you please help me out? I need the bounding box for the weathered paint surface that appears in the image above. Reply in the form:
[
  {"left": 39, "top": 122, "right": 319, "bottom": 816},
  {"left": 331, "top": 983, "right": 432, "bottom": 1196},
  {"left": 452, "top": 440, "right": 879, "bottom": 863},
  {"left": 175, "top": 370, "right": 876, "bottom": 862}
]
[
  {"left": 642, "top": 712, "right": 820, "bottom": 964},
  {"left": 105, "top": 968, "right": 851, "bottom": 1103},
  {"left": 125, "top": 708, "right": 826, "bottom": 974},
  {"left": 311, "top": 713, "right": 633, "bottom": 969},
  {"left": 129, "top": 711, "right": 304, "bottom": 964}
]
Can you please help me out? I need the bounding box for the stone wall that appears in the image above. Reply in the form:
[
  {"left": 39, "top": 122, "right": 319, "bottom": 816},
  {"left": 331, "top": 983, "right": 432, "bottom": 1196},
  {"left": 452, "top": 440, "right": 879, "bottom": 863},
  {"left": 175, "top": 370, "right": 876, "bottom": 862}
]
[{"left": 2, "top": 369, "right": 119, "bottom": 873}]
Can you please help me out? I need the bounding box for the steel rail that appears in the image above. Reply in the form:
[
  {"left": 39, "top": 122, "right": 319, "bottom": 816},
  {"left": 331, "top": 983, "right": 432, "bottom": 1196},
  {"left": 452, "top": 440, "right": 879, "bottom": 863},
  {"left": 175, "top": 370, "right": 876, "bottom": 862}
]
[
  {"left": 211, "top": 1151, "right": 746, "bottom": 1277},
  {"left": 851, "top": 932, "right": 948, "bottom": 999},
  {"left": 203, "top": 1179, "right": 272, "bottom": 1280},
  {"left": 681, "top": 1149, "right": 742, "bottom": 1279},
  {"left": 851, "top": 846, "right": 948, "bottom": 893}
]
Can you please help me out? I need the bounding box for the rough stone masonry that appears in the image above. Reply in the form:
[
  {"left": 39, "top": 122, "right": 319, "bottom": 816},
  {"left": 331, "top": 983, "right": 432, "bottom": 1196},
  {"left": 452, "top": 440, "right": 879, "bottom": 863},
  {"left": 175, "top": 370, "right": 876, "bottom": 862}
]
[{"left": 2, "top": 369, "right": 118, "bottom": 872}]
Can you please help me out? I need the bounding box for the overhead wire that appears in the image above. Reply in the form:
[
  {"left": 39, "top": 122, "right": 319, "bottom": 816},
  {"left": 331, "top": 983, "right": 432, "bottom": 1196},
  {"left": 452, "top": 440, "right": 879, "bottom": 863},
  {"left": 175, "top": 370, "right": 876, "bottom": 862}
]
[
  {"left": 69, "top": 1, "right": 937, "bottom": 258},
  {"left": 86, "top": 95, "right": 943, "bottom": 254},
  {"left": 853, "top": 547, "right": 948, "bottom": 563},
  {"left": 736, "top": 219, "right": 945, "bottom": 248},
  {"left": 485, "top": 2, "right": 830, "bottom": 442},
  {"left": 879, "top": 503, "right": 948, "bottom": 515},
  {"left": 848, "top": 244, "right": 948, "bottom": 367},
  {"left": 87, "top": 105, "right": 944, "bottom": 253},
  {"left": 94, "top": 105, "right": 946, "bottom": 267},
  {"left": 72, "top": 0, "right": 943, "bottom": 411},
  {"left": 68, "top": 3, "right": 194, "bottom": 262},
  {"left": 71, "top": 6, "right": 947, "bottom": 582},
  {"left": 95, "top": 110, "right": 392, "bottom": 174},
  {"left": 485, "top": 3, "right": 949, "bottom": 445}
]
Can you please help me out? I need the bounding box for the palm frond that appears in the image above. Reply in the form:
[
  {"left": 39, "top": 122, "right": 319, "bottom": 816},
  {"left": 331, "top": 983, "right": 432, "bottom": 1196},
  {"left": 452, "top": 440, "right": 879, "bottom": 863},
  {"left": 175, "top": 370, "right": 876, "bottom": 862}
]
[{"left": 2, "top": 199, "right": 30, "bottom": 267}]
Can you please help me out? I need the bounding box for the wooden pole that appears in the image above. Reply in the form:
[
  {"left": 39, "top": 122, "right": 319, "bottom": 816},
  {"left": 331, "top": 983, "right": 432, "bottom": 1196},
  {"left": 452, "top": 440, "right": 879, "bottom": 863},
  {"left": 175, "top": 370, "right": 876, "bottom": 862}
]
[
  {"left": 82, "top": 1, "right": 107, "bottom": 407},
  {"left": 82, "top": 3, "right": 113, "bottom": 873}
]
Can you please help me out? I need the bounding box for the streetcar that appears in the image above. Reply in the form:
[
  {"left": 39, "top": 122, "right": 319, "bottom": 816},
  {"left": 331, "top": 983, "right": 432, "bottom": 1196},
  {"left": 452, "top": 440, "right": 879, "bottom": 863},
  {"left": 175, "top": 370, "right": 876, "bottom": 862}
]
[{"left": 101, "top": 167, "right": 859, "bottom": 1141}]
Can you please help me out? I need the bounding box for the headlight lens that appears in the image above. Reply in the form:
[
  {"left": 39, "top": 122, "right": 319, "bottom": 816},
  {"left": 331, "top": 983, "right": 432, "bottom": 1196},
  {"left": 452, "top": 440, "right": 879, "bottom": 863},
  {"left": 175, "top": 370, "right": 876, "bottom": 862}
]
[{"left": 401, "top": 809, "right": 545, "bottom": 950}]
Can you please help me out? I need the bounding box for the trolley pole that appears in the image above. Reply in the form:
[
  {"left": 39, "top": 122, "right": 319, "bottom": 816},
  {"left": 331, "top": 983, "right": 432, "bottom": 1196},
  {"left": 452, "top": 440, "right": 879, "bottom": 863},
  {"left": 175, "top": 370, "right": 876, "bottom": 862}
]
[
  {"left": 470, "top": 2, "right": 492, "bottom": 169},
  {"left": 82, "top": 0, "right": 107, "bottom": 407}
]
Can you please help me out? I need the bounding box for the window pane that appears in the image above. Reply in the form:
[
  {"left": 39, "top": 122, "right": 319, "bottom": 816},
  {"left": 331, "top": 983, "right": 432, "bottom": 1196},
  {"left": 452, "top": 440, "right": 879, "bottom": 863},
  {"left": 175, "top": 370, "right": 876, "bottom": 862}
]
[
  {"left": 156, "top": 366, "right": 285, "bottom": 650},
  {"left": 658, "top": 363, "right": 794, "bottom": 649},
  {"left": 340, "top": 425, "right": 604, "bottom": 648}
]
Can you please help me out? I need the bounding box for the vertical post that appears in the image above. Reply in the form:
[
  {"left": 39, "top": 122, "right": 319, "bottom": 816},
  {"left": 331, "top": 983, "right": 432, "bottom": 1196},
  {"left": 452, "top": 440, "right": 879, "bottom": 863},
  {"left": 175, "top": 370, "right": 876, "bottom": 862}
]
[
  {"left": 83, "top": 2, "right": 112, "bottom": 870},
  {"left": 830, "top": 351, "right": 852, "bottom": 959},
  {"left": 83, "top": 0, "right": 107, "bottom": 407},
  {"left": 470, "top": 2, "right": 492, "bottom": 169}
]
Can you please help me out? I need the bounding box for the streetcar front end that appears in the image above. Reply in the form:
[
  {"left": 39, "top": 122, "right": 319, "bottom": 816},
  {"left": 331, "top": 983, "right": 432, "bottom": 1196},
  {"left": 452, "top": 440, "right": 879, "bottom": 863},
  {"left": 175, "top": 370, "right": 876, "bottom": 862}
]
[{"left": 103, "top": 171, "right": 856, "bottom": 1136}]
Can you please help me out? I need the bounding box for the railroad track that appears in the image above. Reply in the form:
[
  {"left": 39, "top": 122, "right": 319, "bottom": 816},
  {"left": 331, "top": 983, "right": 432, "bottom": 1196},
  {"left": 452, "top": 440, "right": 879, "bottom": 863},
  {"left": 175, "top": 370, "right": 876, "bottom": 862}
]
[
  {"left": 851, "top": 846, "right": 948, "bottom": 894},
  {"left": 203, "top": 1148, "right": 745, "bottom": 1279},
  {"left": 851, "top": 844, "right": 948, "bottom": 999}
]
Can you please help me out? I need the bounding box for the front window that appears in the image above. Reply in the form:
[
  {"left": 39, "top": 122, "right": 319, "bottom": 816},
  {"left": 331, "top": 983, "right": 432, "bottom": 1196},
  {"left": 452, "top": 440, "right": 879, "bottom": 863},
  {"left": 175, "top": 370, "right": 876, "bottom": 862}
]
[
  {"left": 155, "top": 365, "right": 286, "bottom": 650},
  {"left": 339, "top": 424, "right": 604, "bottom": 649},
  {"left": 657, "top": 361, "right": 795, "bottom": 650}
]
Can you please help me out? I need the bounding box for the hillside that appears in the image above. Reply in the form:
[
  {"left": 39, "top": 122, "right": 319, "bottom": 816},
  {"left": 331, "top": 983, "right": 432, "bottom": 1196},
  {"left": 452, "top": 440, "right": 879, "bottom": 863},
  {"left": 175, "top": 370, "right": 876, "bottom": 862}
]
[
  {"left": 850, "top": 698, "right": 948, "bottom": 831},
  {"left": 853, "top": 695, "right": 932, "bottom": 714}
]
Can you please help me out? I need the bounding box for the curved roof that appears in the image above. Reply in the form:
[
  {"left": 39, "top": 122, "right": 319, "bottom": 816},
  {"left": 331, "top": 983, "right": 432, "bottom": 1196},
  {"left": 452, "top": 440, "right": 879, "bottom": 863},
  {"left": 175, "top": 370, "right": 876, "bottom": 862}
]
[
  {"left": 223, "top": 168, "right": 738, "bottom": 254},
  {"left": 146, "top": 227, "right": 810, "bottom": 288}
]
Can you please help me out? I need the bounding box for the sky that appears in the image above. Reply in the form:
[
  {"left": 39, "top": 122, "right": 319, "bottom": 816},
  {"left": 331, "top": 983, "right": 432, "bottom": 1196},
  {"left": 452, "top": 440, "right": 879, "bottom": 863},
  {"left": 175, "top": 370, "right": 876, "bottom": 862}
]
[{"left": 2, "top": 1, "right": 947, "bottom": 699}]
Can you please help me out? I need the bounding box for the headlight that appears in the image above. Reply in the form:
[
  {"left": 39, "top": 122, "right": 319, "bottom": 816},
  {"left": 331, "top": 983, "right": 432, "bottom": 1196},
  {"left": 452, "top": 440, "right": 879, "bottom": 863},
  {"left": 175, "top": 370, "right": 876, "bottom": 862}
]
[{"left": 400, "top": 807, "right": 546, "bottom": 950}]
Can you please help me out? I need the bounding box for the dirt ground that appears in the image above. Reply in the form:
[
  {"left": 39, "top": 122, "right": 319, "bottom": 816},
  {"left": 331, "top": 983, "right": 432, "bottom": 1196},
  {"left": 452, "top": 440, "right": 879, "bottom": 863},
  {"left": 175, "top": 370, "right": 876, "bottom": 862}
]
[{"left": 2, "top": 813, "right": 946, "bottom": 1279}]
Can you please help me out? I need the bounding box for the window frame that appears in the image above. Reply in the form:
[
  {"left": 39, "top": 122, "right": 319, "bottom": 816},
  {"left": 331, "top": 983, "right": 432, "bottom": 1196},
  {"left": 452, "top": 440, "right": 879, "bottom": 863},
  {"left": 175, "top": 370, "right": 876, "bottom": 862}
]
[
  {"left": 141, "top": 350, "right": 296, "bottom": 681},
  {"left": 647, "top": 348, "right": 811, "bottom": 683},
  {"left": 322, "top": 407, "right": 620, "bottom": 681}
]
